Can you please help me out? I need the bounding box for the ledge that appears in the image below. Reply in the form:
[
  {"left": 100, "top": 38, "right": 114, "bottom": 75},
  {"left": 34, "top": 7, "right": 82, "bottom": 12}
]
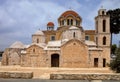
[
  {"left": 50, "top": 73, "right": 120, "bottom": 80},
  {"left": 0, "top": 71, "right": 33, "bottom": 79}
]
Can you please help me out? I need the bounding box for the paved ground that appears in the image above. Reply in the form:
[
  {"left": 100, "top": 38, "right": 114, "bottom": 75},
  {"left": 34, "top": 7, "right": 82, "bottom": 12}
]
[
  {"left": 0, "top": 65, "right": 114, "bottom": 79},
  {"left": 0, "top": 57, "right": 2, "bottom": 61},
  {"left": 0, "top": 79, "right": 119, "bottom": 82}
]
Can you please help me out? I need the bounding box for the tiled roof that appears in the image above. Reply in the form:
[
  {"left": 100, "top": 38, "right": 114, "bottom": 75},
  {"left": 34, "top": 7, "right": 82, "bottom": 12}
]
[
  {"left": 60, "top": 10, "right": 79, "bottom": 17},
  {"left": 85, "top": 30, "right": 95, "bottom": 35},
  {"left": 47, "top": 22, "right": 54, "bottom": 26}
]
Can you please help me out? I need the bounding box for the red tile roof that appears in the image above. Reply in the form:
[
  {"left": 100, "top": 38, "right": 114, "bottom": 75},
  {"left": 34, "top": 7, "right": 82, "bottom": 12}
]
[{"left": 47, "top": 22, "right": 54, "bottom": 26}]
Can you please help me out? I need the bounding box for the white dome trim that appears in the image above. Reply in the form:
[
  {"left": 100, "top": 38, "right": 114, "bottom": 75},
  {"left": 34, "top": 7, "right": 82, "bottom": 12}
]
[
  {"left": 34, "top": 30, "right": 44, "bottom": 35},
  {"left": 69, "top": 26, "right": 79, "bottom": 30}
]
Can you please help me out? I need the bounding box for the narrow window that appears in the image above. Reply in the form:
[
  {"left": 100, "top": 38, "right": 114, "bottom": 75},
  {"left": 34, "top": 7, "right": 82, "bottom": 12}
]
[
  {"left": 62, "top": 20, "right": 64, "bottom": 25},
  {"left": 71, "top": 19, "right": 73, "bottom": 25},
  {"left": 73, "top": 32, "right": 75, "bottom": 38},
  {"left": 103, "top": 20, "right": 106, "bottom": 32},
  {"left": 102, "top": 11, "right": 105, "bottom": 15},
  {"left": 76, "top": 20, "right": 78, "bottom": 26},
  {"left": 96, "top": 21, "right": 98, "bottom": 33},
  {"left": 103, "top": 58, "right": 106, "bottom": 67},
  {"left": 96, "top": 37, "right": 98, "bottom": 47},
  {"left": 103, "top": 36, "right": 106, "bottom": 45},
  {"left": 33, "top": 49, "right": 35, "bottom": 53},
  {"left": 94, "top": 58, "right": 98, "bottom": 67},
  {"left": 37, "top": 38, "right": 39, "bottom": 43},
  {"left": 67, "top": 19, "right": 69, "bottom": 25}
]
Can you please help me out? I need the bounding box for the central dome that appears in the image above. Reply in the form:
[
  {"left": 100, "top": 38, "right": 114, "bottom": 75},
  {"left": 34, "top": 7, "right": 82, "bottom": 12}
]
[
  {"left": 60, "top": 10, "right": 80, "bottom": 17},
  {"left": 58, "top": 10, "right": 82, "bottom": 27}
]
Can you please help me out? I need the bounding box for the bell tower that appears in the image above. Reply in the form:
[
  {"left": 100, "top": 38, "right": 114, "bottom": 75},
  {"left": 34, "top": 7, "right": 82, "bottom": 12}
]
[
  {"left": 95, "top": 8, "right": 111, "bottom": 65},
  {"left": 95, "top": 8, "right": 111, "bottom": 48}
]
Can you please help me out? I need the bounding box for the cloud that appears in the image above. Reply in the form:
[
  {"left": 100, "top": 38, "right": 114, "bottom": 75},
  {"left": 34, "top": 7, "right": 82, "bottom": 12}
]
[
  {"left": 87, "top": 0, "right": 120, "bottom": 22},
  {"left": 0, "top": 0, "right": 68, "bottom": 50},
  {"left": 0, "top": 0, "right": 120, "bottom": 50}
]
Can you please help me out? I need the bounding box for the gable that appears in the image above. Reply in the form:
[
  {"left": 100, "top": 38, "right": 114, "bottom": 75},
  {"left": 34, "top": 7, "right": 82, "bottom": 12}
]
[
  {"left": 27, "top": 44, "right": 43, "bottom": 54},
  {"left": 61, "top": 39, "right": 87, "bottom": 48},
  {"left": 61, "top": 39, "right": 89, "bottom": 67}
]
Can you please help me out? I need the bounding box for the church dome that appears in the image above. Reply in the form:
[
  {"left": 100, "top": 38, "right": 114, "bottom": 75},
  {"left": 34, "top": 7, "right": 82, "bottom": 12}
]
[
  {"left": 60, "top": 10, "right": 80, "bottom": 17},
  {"left": 34, "top": 30, "right": 44, "bottom": 35},
  {"left": 47, "top": 22, "right": 54, "bottom": 26},
  {"left": 58, "top": 10, "right": 82, "bottom": 27},
  {"left": 10, "top": 41, "right": 25, "bottom": 48}
]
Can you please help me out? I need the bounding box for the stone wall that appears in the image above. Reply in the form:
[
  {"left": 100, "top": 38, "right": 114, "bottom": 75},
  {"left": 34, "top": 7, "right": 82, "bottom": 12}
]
[
  {"left": 0, "top": 71, "right": 33, "bottom": 79},
  {"left": 61, "top": 39, "right": 89, "bottom": 68},
  {"left": 1, "top": 48, "right": 21, "bottom": 65},
  {"left": 23, "top": 44, "right": 47, "bottom": 67},
  {"left": 50, "top": 74, "right": 120, "bottom": 80}
]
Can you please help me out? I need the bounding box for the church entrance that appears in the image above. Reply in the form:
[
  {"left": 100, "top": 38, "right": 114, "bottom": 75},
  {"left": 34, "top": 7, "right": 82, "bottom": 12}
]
[{"left": 51, "top": 54, "right": 59, "bottom": 67}]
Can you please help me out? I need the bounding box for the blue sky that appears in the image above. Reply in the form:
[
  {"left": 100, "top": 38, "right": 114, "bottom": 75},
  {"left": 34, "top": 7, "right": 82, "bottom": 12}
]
[{"left": 0, "top": 0, "right": 120, "bottom": 50}]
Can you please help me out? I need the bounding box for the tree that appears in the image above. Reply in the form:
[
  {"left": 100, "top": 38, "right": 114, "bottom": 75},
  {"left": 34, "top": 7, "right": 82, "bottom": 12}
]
[
  {"left": 111, "top": 44, "right": 117, "bottom": 54},
  {"left": 107, "top": 8, "right": 120, "bottom": 34},
  {"left": 107, "top": 8, "right": 120, "bottom": 45},
  {"left": 110, "top": 46, "right": 120, "bottom": 73}
]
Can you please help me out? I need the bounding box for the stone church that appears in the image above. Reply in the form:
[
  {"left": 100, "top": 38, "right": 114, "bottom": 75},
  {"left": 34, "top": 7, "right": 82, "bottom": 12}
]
[{"left": 2, "top": 8, "right": 111, "bottom": 68}]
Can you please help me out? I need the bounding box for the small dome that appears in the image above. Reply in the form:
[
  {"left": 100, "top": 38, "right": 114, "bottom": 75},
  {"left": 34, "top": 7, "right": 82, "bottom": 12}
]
[
  {"left": 34, "top": 30, "right": 44, "bottom": 35},
  {"left": 47, "top": 22, "right": 54, "bottom": 26},
  {"left": 60, "top": 10, "right": 80, "bottom": 18},
  {"left": 10, "top": 41, "right": 25, "bottom": 48},
  {"left": 69, "top": 26, "right": 79, "bottom": 30}
]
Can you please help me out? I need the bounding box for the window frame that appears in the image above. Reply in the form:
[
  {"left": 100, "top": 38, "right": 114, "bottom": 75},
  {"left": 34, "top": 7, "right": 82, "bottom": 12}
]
[
  {"left": 50, "top": 35, "right": 55, "bottom": 41},
  {"left": 85, "top": 35, "right": 90, "bottom": 41}
]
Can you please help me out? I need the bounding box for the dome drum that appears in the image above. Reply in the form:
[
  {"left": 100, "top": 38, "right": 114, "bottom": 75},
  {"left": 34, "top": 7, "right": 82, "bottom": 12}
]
[
  {"left": 47, "top": 22, "right": 54, "bottom": 30},
  {"left": 58, "top": 10, "right": 82, "bottom": 27}
]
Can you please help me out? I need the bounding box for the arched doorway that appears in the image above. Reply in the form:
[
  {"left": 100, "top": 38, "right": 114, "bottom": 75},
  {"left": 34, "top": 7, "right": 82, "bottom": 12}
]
[{"left": 51, "top": 54, "right": 59, "bottom": 67}]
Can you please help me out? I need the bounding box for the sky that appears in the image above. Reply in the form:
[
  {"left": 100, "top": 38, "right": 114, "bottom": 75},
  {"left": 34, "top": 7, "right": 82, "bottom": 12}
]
[{"left": 0, "top": 0, "right": 120, "bottom": 50}]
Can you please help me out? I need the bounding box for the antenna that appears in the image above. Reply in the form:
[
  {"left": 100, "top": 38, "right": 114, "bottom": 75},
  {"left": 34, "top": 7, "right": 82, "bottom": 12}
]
[
  {"left": 101, "top": 5, "right": 104, "bottom": 9},
  {"left": 69, "top": 6, "right": 72, "bottom": 10}
]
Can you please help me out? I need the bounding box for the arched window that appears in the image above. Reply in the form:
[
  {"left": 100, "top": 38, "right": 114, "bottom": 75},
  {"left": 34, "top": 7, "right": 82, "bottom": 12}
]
[
  {"left": 62, "top": 20, "right": 64, "bottom": 25},
  {"left": 67, "top": 19, "right": 69, "bottom": 25},
  {"left": 103, "top": 20, "right": 106, "bottom": 32},
  {"left": 37, "top": 38, "right": 39, "bottom": 43},
  {"left": 33, "top": 48, "right": 35, "bottom": 53},
  {"left": 71, "top": 19, "right": 73, "bottom": 25},
  {"left": 103, "top": 36, "right": 106, "bottom": 45},
  {"left": 96, "top": 21, "right": 98, "bottom": 33},
  {"left": 102, "top": 11, "right": 105, "bottom": 15},
  {"left": 73, "top": 32, "right": 75, "bottom": 38},
  {"left": 76, "top": 20, "right": 78, "bottom": 26}
]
